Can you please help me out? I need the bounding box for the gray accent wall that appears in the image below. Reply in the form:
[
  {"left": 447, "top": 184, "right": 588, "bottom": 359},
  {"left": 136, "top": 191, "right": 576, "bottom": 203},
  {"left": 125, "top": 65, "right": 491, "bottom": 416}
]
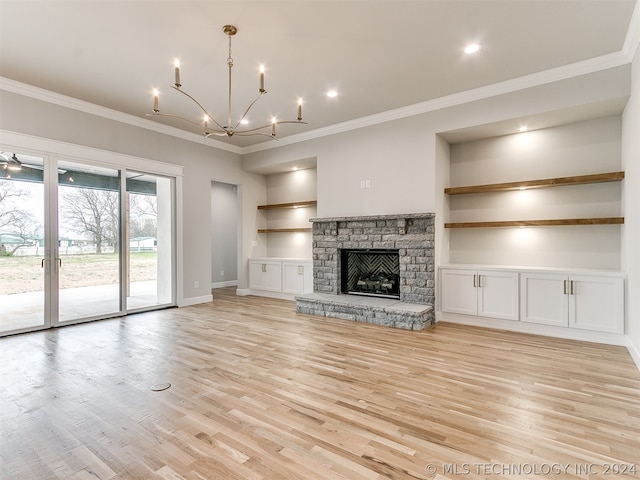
[{"left": 211, "top": 181, "right": 239, "bottom": 287}]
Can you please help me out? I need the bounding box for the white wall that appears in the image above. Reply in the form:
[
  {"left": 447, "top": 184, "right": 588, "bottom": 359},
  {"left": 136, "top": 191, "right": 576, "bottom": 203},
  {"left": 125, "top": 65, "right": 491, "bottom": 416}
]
[
  {"left": 435, "top": 135, "right": 451, "bottom": 266},
  {"left": 243, "top": 116, "right": 437, "bottom": 219},
  {"left": 211, "top": 181, "right": 238, "bottom": 287},
  {"left": 447, "top": 116, "right": 623, "bottom": 269},
  {"left": 622, "top": 46, "right": 640, "bottom": 367},
  {"left": 243, "top": 65, "right": 630, "bottom": 222}
]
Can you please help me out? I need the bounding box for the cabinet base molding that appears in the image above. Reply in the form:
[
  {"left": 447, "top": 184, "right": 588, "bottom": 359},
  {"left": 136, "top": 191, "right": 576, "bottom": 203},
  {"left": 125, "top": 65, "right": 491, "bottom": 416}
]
[
  {"left": 435, "top": 312, "right": 626, "bottom": 346},
  {"left": 248, "top": 289, "right": 297, "bottom": 301},
  {"left": 625, "top": 336, "right": 640, "bottom": 372}
]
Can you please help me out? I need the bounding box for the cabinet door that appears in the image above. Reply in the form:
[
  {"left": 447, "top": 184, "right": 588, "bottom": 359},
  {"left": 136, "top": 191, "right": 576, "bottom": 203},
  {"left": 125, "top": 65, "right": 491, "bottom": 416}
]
[
  {"left": 440, "top": 269, "right": 477, "bottom": 315},
  {"left": 282, "top": 263, "right": 303, "bottom": 294},
  {"left": 249, "top": 261, "right": 282, "bottom": 292},
  {"left": 569, "top": 275, "right": 624, "bottom": 333},
  {"left": 477, "top": 270, "right": 519, "bottom": 321},
  {"left": 263, "top": 262, "right": 283, "bottom": 292},
  {"left": 282, "top": 262, "right": 313, "bottom": 294},
  {"left": 249, "top": 261, "right": 265, "bottom": 290},
  {"left": 301, "top": 263, "right": 313, "bottom": 294},
  {"left": 520, "top": 273, "right": 568, "bottom": 326}
]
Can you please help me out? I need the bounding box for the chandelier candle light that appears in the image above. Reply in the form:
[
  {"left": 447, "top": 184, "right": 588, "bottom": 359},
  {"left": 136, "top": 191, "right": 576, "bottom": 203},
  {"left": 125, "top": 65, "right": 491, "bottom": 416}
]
[{"left": 149, "top": 24, "right": 307, "bottom": 139}]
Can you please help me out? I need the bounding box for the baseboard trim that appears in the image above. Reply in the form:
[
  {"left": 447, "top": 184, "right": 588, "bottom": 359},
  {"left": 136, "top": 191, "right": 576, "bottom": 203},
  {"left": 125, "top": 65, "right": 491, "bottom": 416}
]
[
  {"left": 211, "top": 280, "right": 238, "bottom": 289},
  {"left": 178, "top": 294, "right": 213, "bottom": 307},
  {"left": 625, "top": 335, "right": 640, "bottom": 372}
]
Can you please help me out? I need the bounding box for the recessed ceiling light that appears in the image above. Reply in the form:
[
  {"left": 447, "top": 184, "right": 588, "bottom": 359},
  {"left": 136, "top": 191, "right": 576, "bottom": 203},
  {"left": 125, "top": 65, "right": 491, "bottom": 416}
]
[
  {"left": 464, "top": 43, "right": 481, "bottom": 54},
  {"left": 326, "top": 90, "right": 338, "bottom": 98},
  {"left": 240, "top": 119, "right": 249, "bottom": 125},
  {"left": 519, "top": 126, "right": 528, "bottom": 132}
]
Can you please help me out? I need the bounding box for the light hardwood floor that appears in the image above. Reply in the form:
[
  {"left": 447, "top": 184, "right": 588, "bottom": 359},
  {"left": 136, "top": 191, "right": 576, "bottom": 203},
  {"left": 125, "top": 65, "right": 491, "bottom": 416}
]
[{"left": 1, "top": 287, "right": 639, "bottom": 479}]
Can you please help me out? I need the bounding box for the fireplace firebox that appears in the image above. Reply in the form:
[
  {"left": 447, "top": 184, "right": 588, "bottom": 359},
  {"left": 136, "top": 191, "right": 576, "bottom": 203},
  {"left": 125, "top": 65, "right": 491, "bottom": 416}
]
[{"left": 340, "top": 249, "right": 400, "bottom": 299}]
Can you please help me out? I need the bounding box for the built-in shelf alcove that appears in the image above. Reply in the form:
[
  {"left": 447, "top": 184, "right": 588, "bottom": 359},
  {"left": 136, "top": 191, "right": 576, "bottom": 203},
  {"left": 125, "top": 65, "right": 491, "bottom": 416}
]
[{"left": 443, "top": 115, "right": 624, "bottom": 270}]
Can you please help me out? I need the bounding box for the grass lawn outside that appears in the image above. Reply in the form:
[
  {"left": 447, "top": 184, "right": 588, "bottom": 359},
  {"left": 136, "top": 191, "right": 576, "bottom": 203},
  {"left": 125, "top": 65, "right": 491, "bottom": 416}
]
[{"left": 0, "top": 252, "right": 157, "bottom": 295}]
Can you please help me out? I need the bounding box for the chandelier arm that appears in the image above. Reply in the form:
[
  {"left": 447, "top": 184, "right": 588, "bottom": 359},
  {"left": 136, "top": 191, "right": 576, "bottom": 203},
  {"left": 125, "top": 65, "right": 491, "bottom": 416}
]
[
  {"left": 232, "top": 123, "right": 275, "bottom": 134},
  {"left": 274, "top": 120, "right": 309, "bottom": 126},
  {"left": 170, "top": 86, "right": 226, "bottom": 131},
  {"left": 146, "top": 112, "right": 220, "bottom": 131},
  {"left": 232, "top": 120, "right": 307, "bottom": 135},
  {"left": 232, "top": 132, "right": 279, "bottom": 140},
  {"left": 233, "top": 94, "right": 265, "bottom": 130}
]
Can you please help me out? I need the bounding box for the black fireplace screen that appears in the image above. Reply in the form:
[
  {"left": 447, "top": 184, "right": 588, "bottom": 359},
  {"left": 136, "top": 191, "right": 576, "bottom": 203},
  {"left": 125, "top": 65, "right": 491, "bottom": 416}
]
[{"left": 340, "top": 249, "right": 400, "bottom": 298}]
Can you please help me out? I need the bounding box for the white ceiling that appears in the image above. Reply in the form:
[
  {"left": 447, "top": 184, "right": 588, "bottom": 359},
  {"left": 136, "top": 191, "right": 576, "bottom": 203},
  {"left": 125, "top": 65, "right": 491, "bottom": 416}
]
[{"left": 0, "top": 1, "right": 637, "bottom": 149}]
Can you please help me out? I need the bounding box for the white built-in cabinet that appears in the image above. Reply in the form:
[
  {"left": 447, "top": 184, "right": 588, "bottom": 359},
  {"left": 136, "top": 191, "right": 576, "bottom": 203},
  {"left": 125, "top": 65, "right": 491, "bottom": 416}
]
[
  {"left": 249, "top": 258, "right": 313, "bottom": 297},
  {"left": 440, "top": 266, "right": 626, "bottom": 338},
  {"left": 440, "top": 268, "right": 519, "bottom": 321},
  {"left": 520, "top": 272, "right": 624, "bottom": 333}
]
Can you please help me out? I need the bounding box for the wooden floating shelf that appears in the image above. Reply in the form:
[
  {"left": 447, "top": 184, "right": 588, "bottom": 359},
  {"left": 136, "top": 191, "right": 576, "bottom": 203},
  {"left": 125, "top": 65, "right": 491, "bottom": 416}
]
[
  {"left": 444, "top": 171, "right": 624, "bottom": 195},
  {"left": 257, "top": 200, "right": 317, "bottom": 210},
  {"left": 445, "top": 218, "right": 624, "bottom": 229},
  {"left": 257, "top": 228, "right": 313, "bottom": 233}
]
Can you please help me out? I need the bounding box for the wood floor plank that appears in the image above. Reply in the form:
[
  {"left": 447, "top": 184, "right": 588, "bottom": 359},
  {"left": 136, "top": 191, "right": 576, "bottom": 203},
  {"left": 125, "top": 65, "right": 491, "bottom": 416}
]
[{"left": 1, "top": 287, "right": 639, "bottom": 479}]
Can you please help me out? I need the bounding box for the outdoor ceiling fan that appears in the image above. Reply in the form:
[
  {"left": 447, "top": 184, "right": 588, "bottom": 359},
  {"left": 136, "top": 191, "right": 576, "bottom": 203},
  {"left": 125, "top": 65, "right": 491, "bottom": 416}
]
[
  {"left": 0, "top": 153, "right": 24, "bottom": 172},
  {"left": 1, "top": 153, "right": 67, "bottom": 175}
]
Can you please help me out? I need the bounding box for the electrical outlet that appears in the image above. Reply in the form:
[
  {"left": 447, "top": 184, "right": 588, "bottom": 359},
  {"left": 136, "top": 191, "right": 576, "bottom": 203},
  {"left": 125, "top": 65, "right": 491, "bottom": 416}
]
[
  {"left": 360, "top": 180, "right": 366, "bottom": 189},
  {"left": 220, "top": 270, "right": 224, "bottom": 277},
  {"left": 194, "top": 281, "right": 199, "bottom": 288}
]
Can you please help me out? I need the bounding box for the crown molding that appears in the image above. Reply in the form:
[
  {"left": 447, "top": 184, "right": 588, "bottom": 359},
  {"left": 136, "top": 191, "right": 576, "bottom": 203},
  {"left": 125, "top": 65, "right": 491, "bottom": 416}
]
[
  {"left": 1, "top": 47, "right": 632, "bottom": 158},
  {"left": 623, "top": 0, "right": 640, "bottom": 61},
  {"left": 244, "top": 51, "right": 631, "bottom": 154},
  {"left": 0, "top": 77, "right": 243, "bottom": 155}
]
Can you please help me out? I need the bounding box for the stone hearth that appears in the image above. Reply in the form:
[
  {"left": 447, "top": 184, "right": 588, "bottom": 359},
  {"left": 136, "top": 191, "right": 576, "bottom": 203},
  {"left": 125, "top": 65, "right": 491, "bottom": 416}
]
[{"left": 295, "top": 213, "right": 435, "bottom": 330}]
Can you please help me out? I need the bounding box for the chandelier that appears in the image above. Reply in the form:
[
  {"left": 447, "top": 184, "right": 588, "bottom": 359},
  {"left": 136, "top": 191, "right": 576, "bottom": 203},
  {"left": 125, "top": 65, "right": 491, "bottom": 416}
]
[{"left": 148, "top": 25, "right": 306, "bottom": 139}]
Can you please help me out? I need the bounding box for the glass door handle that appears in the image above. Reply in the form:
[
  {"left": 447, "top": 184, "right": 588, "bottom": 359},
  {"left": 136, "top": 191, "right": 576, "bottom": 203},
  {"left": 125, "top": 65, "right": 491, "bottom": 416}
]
[{"left": 41, "top": 258, "right": 45, "bottom": 268}]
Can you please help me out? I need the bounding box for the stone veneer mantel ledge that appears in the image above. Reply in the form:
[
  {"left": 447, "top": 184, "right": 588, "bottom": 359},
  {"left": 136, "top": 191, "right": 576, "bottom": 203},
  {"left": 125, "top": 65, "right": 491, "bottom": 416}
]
[
  {"left": 309, "top": 213, "right": 435, "bottom": 223},
  {"left": 296, "top": 212, "right": 436, "bottom": 330}
]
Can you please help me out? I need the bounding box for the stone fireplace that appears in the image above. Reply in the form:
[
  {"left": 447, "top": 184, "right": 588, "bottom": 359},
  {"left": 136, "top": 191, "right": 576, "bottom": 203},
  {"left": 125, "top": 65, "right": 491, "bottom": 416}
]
[{"left": 295, "top": 213, "right": 435, "bottom": 330}]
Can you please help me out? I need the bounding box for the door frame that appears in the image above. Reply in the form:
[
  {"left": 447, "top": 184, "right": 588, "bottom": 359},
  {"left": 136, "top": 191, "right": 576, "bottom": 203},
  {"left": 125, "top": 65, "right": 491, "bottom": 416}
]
[{"left": 0, "top": 131, "right": 183, "bottom": 336}]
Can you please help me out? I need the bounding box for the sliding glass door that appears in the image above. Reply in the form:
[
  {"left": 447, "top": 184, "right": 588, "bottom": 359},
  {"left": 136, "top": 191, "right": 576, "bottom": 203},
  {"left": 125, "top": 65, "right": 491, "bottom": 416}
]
[
  {"left": 126, "top": 171, "right": 174, "bottom": 311},
  {"left": 56, "top": 160, "right": 123, "bottom": 324},
  {"left": 0, "top": 151, "right": 176, "bottom": 336},
  {"left": 0, "top": 152, "right": 47, "bottom": 334}
]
